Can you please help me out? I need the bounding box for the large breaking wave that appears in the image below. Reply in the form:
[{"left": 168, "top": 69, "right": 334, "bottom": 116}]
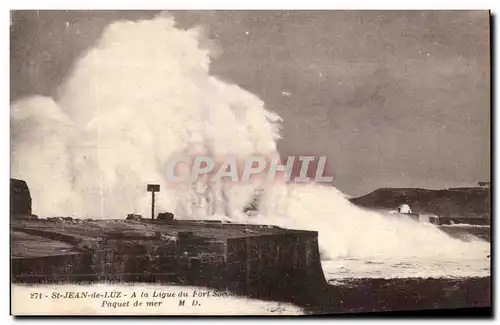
[{"left": 11, "top": 14, "right": 489, "bottom": 275}]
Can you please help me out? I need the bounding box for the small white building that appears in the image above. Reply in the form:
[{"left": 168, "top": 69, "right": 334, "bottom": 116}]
[{"left": 398, "top": 204, "right": 412, "bottom": 214}]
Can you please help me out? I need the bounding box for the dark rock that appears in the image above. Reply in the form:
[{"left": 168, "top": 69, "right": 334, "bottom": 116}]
[
  {"left": 157, "top": 212, "right": 174, "bottom": 222},
  {"left": 126, "top": 214, "right": 143, "bottom": 221}
]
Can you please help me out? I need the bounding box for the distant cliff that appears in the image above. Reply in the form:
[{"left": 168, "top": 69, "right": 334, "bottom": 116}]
[{"left": 349, "top": 187, "right": 490, "bottom": 224}]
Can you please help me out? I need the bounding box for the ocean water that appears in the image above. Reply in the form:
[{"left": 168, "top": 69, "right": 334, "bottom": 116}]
[{"left": 323, "top": 256, "right": 490, "bottom": 283}]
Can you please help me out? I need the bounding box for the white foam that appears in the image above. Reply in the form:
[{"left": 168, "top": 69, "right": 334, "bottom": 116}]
[{"left": 440, "top": 224, "right": 490, "bottom": 228}]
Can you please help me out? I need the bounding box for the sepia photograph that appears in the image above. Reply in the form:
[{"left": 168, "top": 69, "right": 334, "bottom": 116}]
[{"left": 10, "top": 9, "right": 491, "bottom": 316}]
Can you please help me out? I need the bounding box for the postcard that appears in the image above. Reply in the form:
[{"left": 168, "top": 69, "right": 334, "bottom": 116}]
[{"left": 10, "top": 10, "right": 491, "bottom": 316}]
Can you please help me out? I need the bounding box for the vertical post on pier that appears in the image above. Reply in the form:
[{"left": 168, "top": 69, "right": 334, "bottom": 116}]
[
  {"left": 151, "top": 191, "right": 155, "bottom": 220},
  {"left": 147, "top": 184, "right": 160, "bottom": 220}
]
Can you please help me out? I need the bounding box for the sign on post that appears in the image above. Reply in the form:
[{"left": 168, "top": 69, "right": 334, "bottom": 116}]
[
  {"left": 147, "top": 184, "right": 160, "bottom": 192},
  {"left": 147, "top": 184, "right": 160, "bottom": 220}
]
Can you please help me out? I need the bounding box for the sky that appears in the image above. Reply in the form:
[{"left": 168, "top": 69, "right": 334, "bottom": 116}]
[{"left": 10, "top": 10, "right": 490, "bottom": 196}]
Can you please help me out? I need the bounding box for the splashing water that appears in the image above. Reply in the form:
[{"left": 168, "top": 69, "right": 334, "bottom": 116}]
[
  {"left": 11, "top": 14, "right": 489, "bottom": 279},
  {"left": 255, "top": 183, "right": 490, "bottom": 279},
  {"left": 12, "top": 15, "right": 281, "bottom": 219}
]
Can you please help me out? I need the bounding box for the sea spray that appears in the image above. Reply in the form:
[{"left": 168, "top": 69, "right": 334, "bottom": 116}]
[
  {"left": 11, "top": 15, "right": 281, "bottom": 219},
  {"left": 11, "top": 14, "right": 489, "bottom": 274},
  {"left": 255, "top": 182, "right": 489, "bottom": 260}
]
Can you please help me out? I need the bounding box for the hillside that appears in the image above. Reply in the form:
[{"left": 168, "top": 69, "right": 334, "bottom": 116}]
[{"left": 349, "top": 187, "right": 491, "bottom": 225}]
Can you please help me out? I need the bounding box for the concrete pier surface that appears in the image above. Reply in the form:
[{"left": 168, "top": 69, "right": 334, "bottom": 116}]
[{"left": 11, "top": 218, "right": 326, "bottom": 301}]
